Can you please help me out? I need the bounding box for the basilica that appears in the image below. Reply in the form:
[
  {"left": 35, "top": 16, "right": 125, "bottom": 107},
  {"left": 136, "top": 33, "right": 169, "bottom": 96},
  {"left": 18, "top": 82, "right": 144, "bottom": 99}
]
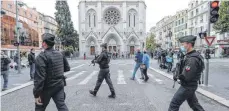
[{"left": 78, "top": 0, "right": 146, "bottom": 57}]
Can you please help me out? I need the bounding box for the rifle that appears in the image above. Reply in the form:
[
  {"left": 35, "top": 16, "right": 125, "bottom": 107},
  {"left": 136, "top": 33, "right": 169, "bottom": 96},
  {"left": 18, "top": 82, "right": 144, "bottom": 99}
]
[
  {"left": 172, "top": 52, "right": 184, "bottom": 88},
  {"left": 89, "top": 55, "right": 98, "bottom": 66}
]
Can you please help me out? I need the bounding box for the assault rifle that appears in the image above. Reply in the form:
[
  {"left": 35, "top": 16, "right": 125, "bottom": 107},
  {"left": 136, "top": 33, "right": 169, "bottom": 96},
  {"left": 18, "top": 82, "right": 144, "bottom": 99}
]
[
  {"left": 89, "top": 55, "right": 98, "bottom": 66},
  {"left": 172, "top": 52, "right": 185, "bottom": 88}
]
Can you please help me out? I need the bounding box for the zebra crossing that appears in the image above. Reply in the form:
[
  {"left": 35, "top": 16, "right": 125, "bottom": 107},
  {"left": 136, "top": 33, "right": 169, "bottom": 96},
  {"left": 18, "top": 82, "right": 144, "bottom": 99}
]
[{"left": 65, "top": 69, "right": 164, "bottom": 85}]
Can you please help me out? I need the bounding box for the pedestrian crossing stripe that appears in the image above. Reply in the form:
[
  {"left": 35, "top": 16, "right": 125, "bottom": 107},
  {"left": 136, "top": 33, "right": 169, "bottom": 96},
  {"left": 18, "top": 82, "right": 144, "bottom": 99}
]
[
  {"left": 129, "top": 70, "right": 145, "bottom": 84},
  {"left": 65, "top": 70, "right": 164, "bottom": 85},
  {"left": 66, "top": 71, "right": 86, "bottom": 81},
  {"left": 78, "top": 71, "right": 98, "bottom": 85},
  {"left": 117, "top": 70, "right": 126, "bottom": 84}
]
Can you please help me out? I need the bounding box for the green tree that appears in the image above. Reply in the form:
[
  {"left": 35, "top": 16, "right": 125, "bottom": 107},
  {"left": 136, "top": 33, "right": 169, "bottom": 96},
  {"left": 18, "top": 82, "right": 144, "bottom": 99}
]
[
  {"left": 55, "top": 1, "right": 75, "bottom": 47},
  {"left": 213, "top": 1, "right": 229, "bottom": 34},
  {"left": 146, "top": 33, "right": 156, "bottom": 52}
]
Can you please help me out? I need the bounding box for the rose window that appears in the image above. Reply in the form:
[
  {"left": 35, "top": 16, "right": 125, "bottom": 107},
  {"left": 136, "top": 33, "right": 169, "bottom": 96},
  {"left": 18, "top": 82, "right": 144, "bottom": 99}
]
[{"left": 104, "top": 8, "right": 120, "bottom": 25}]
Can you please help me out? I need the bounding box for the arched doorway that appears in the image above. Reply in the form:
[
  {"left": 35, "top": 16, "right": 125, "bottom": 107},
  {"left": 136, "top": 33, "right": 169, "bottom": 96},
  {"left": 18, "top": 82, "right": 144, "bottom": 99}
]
[
  {"left": 104, "top": 34, "right": 122, "bottom": 55},
  {"left": 108, "top": 39, "right": 117, "bottom": 53},
  {"left": 129, "top": 40, "right": 135, "bottom": 55},
  {"left": 127, "top": 36, "right": 140, "bottom": 55},
  {"left": 90, "top": 41, "right": 95, "bottom": 55}
]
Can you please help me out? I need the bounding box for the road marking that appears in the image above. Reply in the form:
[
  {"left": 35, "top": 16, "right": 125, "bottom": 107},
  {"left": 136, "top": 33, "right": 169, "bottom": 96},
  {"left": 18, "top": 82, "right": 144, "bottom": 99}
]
[
  {"left": 129, "top": 70, "right": 144, "bottom": 84},
  {"left": 119, "top": 103, "right": 132, "bottom": 106},
  {"left": 117, "top": 70, "right": 126, "bottom": 84},
  {"left": 148, "top": 73, "right": 163, "bottom": 84},
  {"left": 102, "top": 80, "right": 106, "bottom": 84},
  {"left": 78, "top": 71, "right": 98, "bottom": 85},
  {"left": 12, "top": 84, "right": 23, "bottom": 86},
  {"left": 1, "top": 71, "right": 76, "bottom": 96},
  {"left": 150, "top": 67, "right": 229, "bottom": 108},
  {"left": 1, "top": 81, "right": 33, "bottom": 96},
  {"left": 66, "top": 71, "right": 86, "bottom": 81},
  {"left": 71, "top": 64, "right": 85, "bottom": 70}
]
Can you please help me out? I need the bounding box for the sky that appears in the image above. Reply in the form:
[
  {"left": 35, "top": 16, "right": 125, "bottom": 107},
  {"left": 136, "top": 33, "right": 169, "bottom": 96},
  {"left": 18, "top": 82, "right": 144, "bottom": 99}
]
[{"left": 22, "top": 0, "right": 190, "bottom": 32}]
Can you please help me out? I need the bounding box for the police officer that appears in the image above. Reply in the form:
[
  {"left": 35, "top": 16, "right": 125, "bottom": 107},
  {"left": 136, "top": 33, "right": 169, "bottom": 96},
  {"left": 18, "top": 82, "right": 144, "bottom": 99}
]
[
  {"left": 33, "top": 33, "right": 70, "bottom": 111},
  {"left": 168, "top": 35, "right": 205, "bottom": 111},
  {"left": 89, "top": 43, "right": 116, "bottom": 98}
]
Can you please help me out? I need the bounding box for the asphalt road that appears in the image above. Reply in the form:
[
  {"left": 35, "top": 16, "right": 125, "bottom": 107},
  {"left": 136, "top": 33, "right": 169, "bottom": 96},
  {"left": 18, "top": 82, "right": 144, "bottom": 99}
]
[{"left": 1, "top": 59, "right": 229, "bottom": 111}]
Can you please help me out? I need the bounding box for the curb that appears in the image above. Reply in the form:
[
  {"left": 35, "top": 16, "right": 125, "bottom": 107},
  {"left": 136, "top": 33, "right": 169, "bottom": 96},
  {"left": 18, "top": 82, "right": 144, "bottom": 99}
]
[{"left": 149, "top": 67, "right": 229, "bottom": 108}]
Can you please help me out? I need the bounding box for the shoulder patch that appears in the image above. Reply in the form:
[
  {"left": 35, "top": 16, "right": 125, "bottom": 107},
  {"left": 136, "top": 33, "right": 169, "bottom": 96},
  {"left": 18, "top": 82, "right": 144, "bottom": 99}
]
[{"left": 185, "top": 66, "right": 190, "bottom": 71}]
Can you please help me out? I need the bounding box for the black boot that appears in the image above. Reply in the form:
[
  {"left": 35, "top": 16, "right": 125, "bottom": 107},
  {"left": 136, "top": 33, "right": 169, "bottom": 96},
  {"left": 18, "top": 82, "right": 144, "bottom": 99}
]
[
  {"left": 89, "top": 90, "right": 97, "bottom": 96},
  {"left": 108, "top": 91, "right": 116, "bottom": 98}
]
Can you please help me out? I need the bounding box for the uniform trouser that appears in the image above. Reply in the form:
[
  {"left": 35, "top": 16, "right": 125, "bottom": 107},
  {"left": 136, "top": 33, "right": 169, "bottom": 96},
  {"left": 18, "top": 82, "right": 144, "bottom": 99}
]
[
  {"left": 132, "top": 63, "right": 144, "bottom": 79},
  {"left": 94, "top": 68, "right": 115, "bottom": 93},
  {"left": 35, "top": 87, "right": 68, "bottom": 111},
  {"left": 168, "top": 86, "right": 205, "bottom": 111},
  {"left": 30, "top": 63, "right": 35, "bottom": 79},
  {"left": 1, "top": 71, "right": 9, "bottom": 89}
]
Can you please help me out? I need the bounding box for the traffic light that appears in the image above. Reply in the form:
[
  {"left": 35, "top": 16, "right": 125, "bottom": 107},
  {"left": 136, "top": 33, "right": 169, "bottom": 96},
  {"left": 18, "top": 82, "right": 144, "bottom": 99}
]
[
  {"left": 210, "top": 1, "right": 220, "bottom": 23},
  {"left": 199, "top": 32, "right": 207, "bottom": 39}
]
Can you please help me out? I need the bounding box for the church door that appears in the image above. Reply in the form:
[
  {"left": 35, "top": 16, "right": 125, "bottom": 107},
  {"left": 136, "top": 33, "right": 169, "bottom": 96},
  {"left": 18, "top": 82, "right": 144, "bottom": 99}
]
[
  {"left": 109, "top": 46, "right": 112, "bottom": 52},
  {"left": 90, "top": 46, "right": 95, "bottom": 55},
  {"left": 130, "top": 46, "right": 135, "bottom": 55}
]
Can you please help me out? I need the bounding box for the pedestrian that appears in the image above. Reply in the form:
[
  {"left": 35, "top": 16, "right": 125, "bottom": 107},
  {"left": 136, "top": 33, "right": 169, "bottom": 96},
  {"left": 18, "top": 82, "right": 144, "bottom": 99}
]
[
  {"left": 84, "top": 52, "right": 86, "bottom": 60},
  {"left": 1, "top": 51, "right": 11, "bottom": 91},
  {"left": 14, "top": 53, "right": 19, "bottom": 70},
  {"left": 33, "top": 33, "right": 70, "bottom": 111},
  {"left": 141, "top": 50, "right": 150, "bottom": 82},
  {"left": 28, "top": 48, "right": 35, "bottom": 80},
  {"left": 130, "top": 49, "right": 144, "bottom": 80},
  {"left": 169, "top": 35, "right": 205, "bottom": 111},
  {"left": 89, "top": 43, "right": 116, "bottom": 98}
]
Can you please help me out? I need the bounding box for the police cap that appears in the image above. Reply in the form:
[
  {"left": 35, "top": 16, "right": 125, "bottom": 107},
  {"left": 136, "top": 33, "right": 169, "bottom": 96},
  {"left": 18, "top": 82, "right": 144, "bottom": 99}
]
[
  {"left": 100, "top": 43, "right": 107, "bottom": 48},
  {"left": 42, "top": 33, "right": 55, "bottom": 45},
  {"left": 178, "top": 35, "right": 196, "bottom": 43}
]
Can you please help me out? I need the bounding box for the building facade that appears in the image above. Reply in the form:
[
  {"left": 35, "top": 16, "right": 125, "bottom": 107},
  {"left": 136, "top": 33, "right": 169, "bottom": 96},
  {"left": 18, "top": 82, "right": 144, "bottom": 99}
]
[
  {"left": 1, "top": 1, "right": 40, "bottom": 57},
  {"left": 1, "top": 1, "right": 59, "bottom": 57},
  {"left": 187, "top": 0, "right": 209, "bottom": 50},
  {"left": 38, "top": 13, "right": 60, "bottom": 50},
  {"left": 173, "top": 9, "right": 188, "bottom": 49},
  {"left": 78, "top": 0, "right": 146, "bottom": 57},
  {"left": 155, "top": 16, "right": 173, "bottom": 50}
]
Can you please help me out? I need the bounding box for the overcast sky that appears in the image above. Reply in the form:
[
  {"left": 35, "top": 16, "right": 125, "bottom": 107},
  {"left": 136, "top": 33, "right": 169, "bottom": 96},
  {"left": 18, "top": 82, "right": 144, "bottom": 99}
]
[{"left": 22, "top": 0, "right": 190, "bottom": 32}]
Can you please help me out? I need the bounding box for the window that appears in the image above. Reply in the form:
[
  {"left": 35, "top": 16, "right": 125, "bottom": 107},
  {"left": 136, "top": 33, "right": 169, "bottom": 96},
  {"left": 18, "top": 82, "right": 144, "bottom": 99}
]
[
  {"left": 134, "top": 15, "right": 135, "bottom": 27},
  {"left": 94, "top": 14, "right": 96, "bottom": 27},
  {"left": 129, "top": 14, "right": 131, "bottom": 27},
  {"left": 89, "top": 15, "right": 91, "bottom": 27},
  {"left": 8, "top": 4, "right": 12, "bottom": 9},
  {"left": 191, "top": 11, "right": 194, "bottom": 17},
  {"left": 196, "top": 1, "right": 198, "bottom": 6},
  {"left": 191, "top": 3, "right": 193, "bottom": 8},
  {"left": 196, "top": 8, "right": 199, "bottom": 15},
  {"left": 182, "top": 18, "right": 184, "bottom": 24},
  {"left": 195, "top": 18, "right": 198, "bottom": 24},
  {"left": 200, "top": 15, "right": 203, "bottom": 23}
]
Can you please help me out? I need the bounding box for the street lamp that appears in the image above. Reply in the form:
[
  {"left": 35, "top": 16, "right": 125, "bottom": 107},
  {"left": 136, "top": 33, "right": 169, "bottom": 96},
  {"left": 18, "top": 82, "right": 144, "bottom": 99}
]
[{"left": 15, "top": 0, "right": 26, "bottom": 74}]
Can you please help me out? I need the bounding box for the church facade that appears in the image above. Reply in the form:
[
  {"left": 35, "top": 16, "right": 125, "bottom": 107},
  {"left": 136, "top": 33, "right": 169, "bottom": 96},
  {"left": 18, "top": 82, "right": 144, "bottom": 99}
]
[{"left": 78, "top": 0, "right": 146, "bottom": 57}]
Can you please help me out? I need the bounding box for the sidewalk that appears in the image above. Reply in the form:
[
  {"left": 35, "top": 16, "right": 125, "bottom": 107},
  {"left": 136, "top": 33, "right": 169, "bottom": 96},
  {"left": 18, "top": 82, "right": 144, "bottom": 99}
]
[{"left": 150, "top": 58, "right": 229, "bottom": 107}]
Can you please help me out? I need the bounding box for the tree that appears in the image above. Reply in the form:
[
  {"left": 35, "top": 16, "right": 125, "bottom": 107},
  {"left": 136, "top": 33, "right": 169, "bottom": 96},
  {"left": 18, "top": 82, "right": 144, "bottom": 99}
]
[
  {"left": 69, "top": 30, "right": 79, "bottom": 51},
  {"left": 146, "top": 33, "right": 157, "bottom": 52},
  {"left": 55, "top": 1, "right": 75, "bottom": 47},
  {"left": 213, "top": 1, "right": 229, "bottom": 34}
]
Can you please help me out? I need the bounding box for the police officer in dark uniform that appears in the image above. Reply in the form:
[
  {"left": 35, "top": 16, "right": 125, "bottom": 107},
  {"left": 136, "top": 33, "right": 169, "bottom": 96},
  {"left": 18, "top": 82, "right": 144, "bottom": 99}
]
[
  {"left": 33, "top": 33, "right": 70, "bottom": 111},
  {"left": 168, "top": 35, "right": 205, "bottom": 111},
  {"left": 89, "top": 43, "right": 116, "bottom": 98}
]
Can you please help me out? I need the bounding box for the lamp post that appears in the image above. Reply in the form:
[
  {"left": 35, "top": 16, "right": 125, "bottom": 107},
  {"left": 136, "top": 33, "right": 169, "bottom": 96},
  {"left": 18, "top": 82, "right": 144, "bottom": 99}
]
[{"left": 15, "top": 0, "right": 25, "bottom": 74}]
